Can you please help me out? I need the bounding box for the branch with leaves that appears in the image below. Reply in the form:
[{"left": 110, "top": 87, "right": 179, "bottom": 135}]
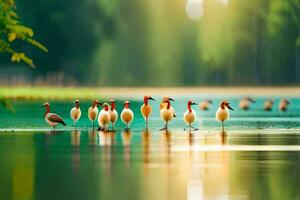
[{"left": 0, "top": 0, "right": 48, "bottom": 67}]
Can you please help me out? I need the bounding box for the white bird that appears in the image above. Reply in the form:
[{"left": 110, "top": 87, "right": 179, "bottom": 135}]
[
  {"left": 215, "top": 100, "right": 234, "bottom": 131},
  {"left": 239, "top": 97, "right": 255, "bottom": 110},
  {"left": 98, "top": 103, "right": 111, "bottom": 131},
  {"left": 121, "top": 101, "right": 134, "bottom": 130},
  {"left": 199, "top": 99, "right": 212, "bottom": 111},
  {"left": 42, "top": 102, "right": 66, "bottom": 130},
  {"left": 183, "top": 100, "right": 198, "bottom": 131},
  {"left": 279, "top": 99, "right": 290, "bottom": 112},
  {"left": 141, "top": 95, "right": 155, "bottom": 129},
  {"left": 109, "top": 99, "right": 118, "bottom": 130},
  {"left": 70, "top": 99, "right": 81, "bottom": 126},
  {"left": 160, "top": 97, "right": 175, "bottom": 131},
  {"left": 264, "top": 99, "right": 274, "bottom": 111},
  {"left": 88, "top": 100, "right": 101, "bottom": 129}
]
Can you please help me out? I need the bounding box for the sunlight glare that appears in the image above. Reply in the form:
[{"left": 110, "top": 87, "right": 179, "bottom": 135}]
[
  {"left": 220, "top": 0, "right": 229, "bottom": 5},
  {"left": 185, "top": 0, "right": 204, "bottom": 20}
]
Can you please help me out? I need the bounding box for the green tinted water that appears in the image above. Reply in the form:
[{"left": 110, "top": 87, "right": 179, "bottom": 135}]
[{"left": 0, "top": 97, "right": 300, "bottom": 200}]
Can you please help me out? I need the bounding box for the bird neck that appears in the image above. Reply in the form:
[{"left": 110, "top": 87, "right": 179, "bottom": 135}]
[
  {"left": 76, "top": 104, "right": 79, "bottom": 109},
  {"left": 166, "top": 101, "right": 171, "bottom": 109},
  {"left": 188, "top": 103, "right": 192, "bottom": 113},
  {"left": 92, "top": 102, "right": 97, "bottom": 108},
  {"left": 111, "top": 102, "right": 115, "bottom": 111},
  {"left": 125, "top": 104, "right": 129, "bottom": 109},
  {"left": 144, "top": 97, "right": 148, "bottom": 105},
  {"left": 104, "top": 106, "right": 109, "bottom": 111},
  {"left": 44, "top": 106, "right": 50, "bottom": 116},
  {"left": 221, "top": 103, "right": 225, "bottom": 109}
]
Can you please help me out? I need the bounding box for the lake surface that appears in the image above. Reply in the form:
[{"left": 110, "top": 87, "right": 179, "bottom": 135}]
[{"left": 0, "top": 97, "right": 300, "bottom": 200}]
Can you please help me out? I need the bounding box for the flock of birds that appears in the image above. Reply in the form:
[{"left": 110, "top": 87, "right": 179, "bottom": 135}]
[{"left": 42, "top": 96, "right": 291, "bottom": 131}]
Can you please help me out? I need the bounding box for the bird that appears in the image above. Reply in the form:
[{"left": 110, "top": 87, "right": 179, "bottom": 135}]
[
  {"left": 215, "top": 100, "right": 234, "bottom": 131},
  {"left": 121, "top": 101, "right": 134, "bottom": 131},
  {"left": 109, "top": 100, "right": 118, "bottom": 131},
  {"left": 141, "top": 95, "right": 155, "bottom": 129},
  {"left": 88, "top": 100, "right": 101, "bottom": 129},
  {"left": 70, "top": 99, "right": 81, "bottom": 126},
  {"left": 199, "top": 99, "right": 212, "bottom": 111},
  {"left": 160, "top": 97, "right": 175, "bottom": 131},
  {"left": 183, "top": 100, "right": 198, "bottom": 131},
  {"left": 160, "top": 96, "right": 176, "bottom": 117},
  {"left": 279, "top": 99, "right": 290, "bottom": 112},
  {"left": 239, "top": 97, "right": 255, "bottom": 110},
  {"left": 264, "top": 99, "right": 274, "bottom": 111},
  {"left": 98, "top": 103, "right": 111, "bottom": 131},
  {"left": 42, "top": 102, "right": 66, "bottom": 130}
]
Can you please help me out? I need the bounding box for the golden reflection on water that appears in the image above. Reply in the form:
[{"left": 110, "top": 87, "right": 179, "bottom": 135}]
[
  {"left": 12, "top": 134, "right": 35, "bottom": 200},
  {"left": 139, "top": 130, "right": 234, "bottom": 200}
]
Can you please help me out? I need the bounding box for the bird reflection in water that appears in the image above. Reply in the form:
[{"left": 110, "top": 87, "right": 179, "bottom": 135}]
[
  {"left": 88, "top": 129, "right": 98, "bottom": 146},
  {"left": 188, "top": 130, "right": 194, "bottom": 146},
  {"left": 122, "top": 129, "right": 132, "bottom": 167},
  {"left": 161, "top": 129, "right": 172, "bottom": 164},
  {"left": 71, "top": 130, "right": 81, "bottom": 171},
  {"left": 142, "top": 129, "right": 151, "bottom": 166},
  {"left": 99, "top": 131, "right": 112, "bottom": 172},
  {"left": 220, "top": 130, "right": 228, "bottom": 145}
]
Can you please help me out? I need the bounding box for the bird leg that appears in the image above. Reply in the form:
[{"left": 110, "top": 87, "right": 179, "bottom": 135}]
[
  {"left": 222, "top": 121, "right": 224, "bottom": 132},
  {"left": 146, "top": 119, "right": 148, "bottom": 130},
  {"left": 160, "top": 122, "right": 167, "bottom": 131}
]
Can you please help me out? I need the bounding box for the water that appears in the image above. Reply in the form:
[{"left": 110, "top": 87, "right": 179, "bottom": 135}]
[{"left": 0, "top": 97, "right": 300, "bottom": 200}]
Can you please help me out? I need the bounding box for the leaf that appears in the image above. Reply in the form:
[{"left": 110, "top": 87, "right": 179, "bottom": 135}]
[
  {"left": 7, "top": 32, "right": 16, "bottom": 42},
  {"left": 24, "top": 37, "right": 48, "bottom": 52}
]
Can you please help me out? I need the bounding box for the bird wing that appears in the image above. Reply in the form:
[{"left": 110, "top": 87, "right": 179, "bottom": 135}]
[{"left": 48, "top": 113, "right": 66, "bottom": 125}]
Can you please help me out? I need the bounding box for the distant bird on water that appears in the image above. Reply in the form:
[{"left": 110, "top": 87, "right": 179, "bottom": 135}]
[
  {"left": 264, "top": 99, "right": 274, "bottom": 111},
  {"left": 98, "top": 103, "right": 111, "bottom": 131},
  {"left": 160, "top": 97, "right": 175, "bottom": 130},
  {"left": 199, "top": 99, "right": 212, "bottom": 111},
  {"left": 70, "top": 100, "right": 81, "bottom": 126},
  {"left": 141, "top": 95, "right": 155, "bottom": 129},
  {"left": 121, "top": 101, "right": 134, "bottom": 131},
  {"left": 239, "top": 97, "right": 255, "bottom": 110},
  {"left": 42, "top": 102, "right": 66, "bottom": 130},
  {"left": 216, "top": 100, "right": 234, "bottom": 131},
  {"left": 183, "top": 100, "right": 198, "bottom": 131},
  {"left": 109, "top": 100, "right": 118, "bottom": 130},
  {"left": 88, "top": 100, "right": 101, "bottom": 129},
  {"left": 279, "top": 99, "right": 290, "bottom": 112}
]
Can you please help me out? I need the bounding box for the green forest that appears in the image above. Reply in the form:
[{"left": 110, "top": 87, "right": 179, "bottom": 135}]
[{"left": 1, "top": 0, "right": 299, "bottom": 86}]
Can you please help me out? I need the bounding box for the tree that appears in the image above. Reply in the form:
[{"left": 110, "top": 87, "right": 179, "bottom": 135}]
[{"left": 0, "top": 0, "right": 47, "bottom": 67}]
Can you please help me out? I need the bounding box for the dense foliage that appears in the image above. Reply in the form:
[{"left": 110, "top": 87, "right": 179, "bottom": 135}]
[
  {"left": 0, "top": 0, "right": 47, "bottom": 67},
  {"left": 1, "top": 0, "right": 299, "bottom": 86}
]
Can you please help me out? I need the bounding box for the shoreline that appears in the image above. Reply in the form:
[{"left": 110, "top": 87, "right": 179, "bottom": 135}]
[{"left": 0, "top": 86, "right": 300, "bottom": 100}]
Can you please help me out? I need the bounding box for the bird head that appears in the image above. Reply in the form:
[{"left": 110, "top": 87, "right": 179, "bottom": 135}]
[
  {"left": 42, "top": 102, "right": 50, "bottom": 108},
  {"left": 124, "top": 101, "right": 130, "bottom": 108},
  {"left": 188, "top": 100, "right": 197, "bottom": 106},
  {"left": 102, "top": 102, "right": 109, "bottom": 111},
  {"left": 283, "top": 99, "right": 290, "bottom": 104},
  {"left": 163, "top": 96, "right": 175, "bottom": 103},
  {"left": 246, "top": 97, "right": 256, "bottom": 103},
  {"left": 74, "top": 99, "right": 80, "bottom": 108},
  {"left": 221, "top": 100, "right": 234, "bottom": 110}
]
